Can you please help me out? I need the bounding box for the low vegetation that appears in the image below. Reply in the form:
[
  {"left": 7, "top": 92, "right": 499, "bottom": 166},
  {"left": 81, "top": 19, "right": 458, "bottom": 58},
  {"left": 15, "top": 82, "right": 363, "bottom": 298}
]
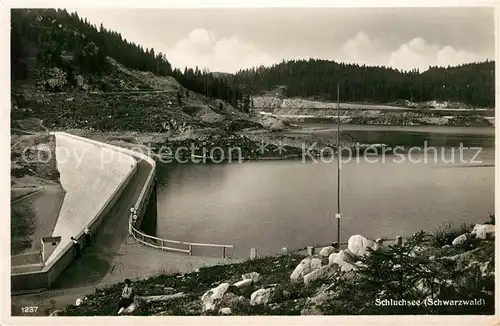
[{"left": 58, "top": 217, "right": 494, "bottom": 316}]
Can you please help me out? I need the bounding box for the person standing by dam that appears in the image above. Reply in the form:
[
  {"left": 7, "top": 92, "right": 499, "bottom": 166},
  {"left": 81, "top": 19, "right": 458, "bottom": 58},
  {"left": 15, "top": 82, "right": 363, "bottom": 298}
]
[
  {"left": 71, "top": 237, "right": 81, "bottom": 259},
  {"left": 130, "top": 207, "right": 137, "bottom": 223},
  {"left": 84, "top": 227, "right": 91, "bottom": 247}
]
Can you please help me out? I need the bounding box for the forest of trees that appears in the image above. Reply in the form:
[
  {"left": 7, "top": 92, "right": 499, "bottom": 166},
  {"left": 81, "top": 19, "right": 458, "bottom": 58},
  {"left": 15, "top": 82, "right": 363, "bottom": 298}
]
[
  {"left": 11, "top": 9, "right": 494, "bottom": 108},
  {"left": 234, "top": 59, "right": 495, "bottom": 107},
  {"left": 10, "top": 9, "right": 250, "bottom": 110},
  {"left": 11, "top": 9, "right": 171, "bottom": 78}
]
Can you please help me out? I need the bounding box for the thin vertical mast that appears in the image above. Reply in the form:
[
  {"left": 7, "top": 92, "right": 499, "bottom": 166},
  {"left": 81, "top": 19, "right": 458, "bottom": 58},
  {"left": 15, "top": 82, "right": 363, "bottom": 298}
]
[{"left": 337, "top": 83, "right": 341, "bottom": 247}]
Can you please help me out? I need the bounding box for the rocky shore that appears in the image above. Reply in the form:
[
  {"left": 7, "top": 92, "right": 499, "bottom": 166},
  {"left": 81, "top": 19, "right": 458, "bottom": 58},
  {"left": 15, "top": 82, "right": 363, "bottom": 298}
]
[
  {"left": 253, "top": 96, "right": 494, "bottom": 127},
  {"left": 56, "top": 216, "right": 494, "bottom": 316}
]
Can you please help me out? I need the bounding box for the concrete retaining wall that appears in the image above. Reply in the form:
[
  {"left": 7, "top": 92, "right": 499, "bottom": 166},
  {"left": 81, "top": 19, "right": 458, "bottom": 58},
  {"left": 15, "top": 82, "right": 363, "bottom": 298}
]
[{"left": 11, "top": 132, "right": 156, "bottom": 292}]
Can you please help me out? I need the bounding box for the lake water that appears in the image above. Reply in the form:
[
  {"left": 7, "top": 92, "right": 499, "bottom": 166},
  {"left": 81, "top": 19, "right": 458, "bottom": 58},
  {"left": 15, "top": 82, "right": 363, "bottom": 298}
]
[{"left": 154, "top": 125, "right": 495, "bottom": 258}]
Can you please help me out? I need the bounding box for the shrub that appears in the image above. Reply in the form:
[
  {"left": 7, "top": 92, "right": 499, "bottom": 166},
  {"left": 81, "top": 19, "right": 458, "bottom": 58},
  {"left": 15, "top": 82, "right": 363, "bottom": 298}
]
[
  {"left": 322, "top": 231, "right": 494, "bottom": 315},
  {"left": 432, "top": 222, "right": 474, "bottom": 247}
]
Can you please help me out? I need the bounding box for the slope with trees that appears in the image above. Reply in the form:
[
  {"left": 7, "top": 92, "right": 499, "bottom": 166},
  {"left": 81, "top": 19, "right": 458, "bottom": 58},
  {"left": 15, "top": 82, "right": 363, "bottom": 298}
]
[
  {"left": 11, "top": 8, "right": 251, "bottom": 111},
  {"left": 234, "top": 59, "right": 494, "bottom": 108}
]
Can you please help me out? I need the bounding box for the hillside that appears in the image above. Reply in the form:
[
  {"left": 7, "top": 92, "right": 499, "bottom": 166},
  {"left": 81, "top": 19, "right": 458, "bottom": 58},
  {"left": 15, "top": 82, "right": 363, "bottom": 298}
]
[
  {"left": 252, "top": 96, "right": 494, "bottom": 127},
  {"left": 235, "top": 59, "right": 495, "bottom": 108},
  {"left": 11, "top": 9, "right": 251, "bottom": 111}
]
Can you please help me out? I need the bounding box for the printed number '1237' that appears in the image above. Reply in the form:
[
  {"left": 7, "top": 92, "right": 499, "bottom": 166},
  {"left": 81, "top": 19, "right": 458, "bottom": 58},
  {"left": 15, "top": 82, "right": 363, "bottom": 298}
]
[{"left": 21, "top": 306, "right": 38, "bottom": 313}]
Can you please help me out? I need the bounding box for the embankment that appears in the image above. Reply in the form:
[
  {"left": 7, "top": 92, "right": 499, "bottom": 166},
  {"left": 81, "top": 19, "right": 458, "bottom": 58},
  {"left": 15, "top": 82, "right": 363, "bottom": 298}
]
[
  {"left": 58, "top": 217, "right": 495, "bottom": 316},
  {"left": 254, "top": 96, "right": 494, "bottom": 127}
]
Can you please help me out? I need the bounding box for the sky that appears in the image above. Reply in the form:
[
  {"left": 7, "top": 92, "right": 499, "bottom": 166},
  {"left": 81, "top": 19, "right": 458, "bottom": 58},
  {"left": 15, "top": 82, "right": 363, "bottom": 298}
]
[{"left": 74, "top": 7, "right": 495, "bottom": 73}]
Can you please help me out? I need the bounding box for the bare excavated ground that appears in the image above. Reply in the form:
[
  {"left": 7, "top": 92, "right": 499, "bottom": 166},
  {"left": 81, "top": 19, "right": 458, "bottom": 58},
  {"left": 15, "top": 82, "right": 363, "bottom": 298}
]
[{"left": 11, "top": 133, "right": 60, "bottom": 188}]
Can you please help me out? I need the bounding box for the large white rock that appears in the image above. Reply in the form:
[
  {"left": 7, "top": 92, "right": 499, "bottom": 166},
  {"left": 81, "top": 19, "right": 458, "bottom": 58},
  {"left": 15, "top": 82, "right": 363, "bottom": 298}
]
[
  {"left": 290, "top": 257, "right": 322, "bottom": 283},
  {"left": 234, "top": 278, "right": 253, "bottom": 288},
  {"left": 328, "top": 250, "right": 357, "bottom": 272},
  {"left": 241, "top": 272, "right": 261, "bottom": 283},
  {"left": 471, "top": 224, "right": 495, "bottom": 240},
  {"left": 201, "top": 283, "right": 230, "bottom": 312},
  {"left": 319, "top": 246, "right": 336, "bottom": 257},
  {"left": 452, "top": 233, "right": 468, "bottom": 246},
  {"left": 219, "top": 307, "right": 232, "bottom": 315},
  {"left": 303, "top": 263, "right": 340, "bottom": 286},
  {"left": 123, "top": 302, "right": 137, "bottom": 314},
  {"left": 348, "top": 235, "right": 379, "bottom": 257},
  {"left": 250, "top": 288, "right": 273, "bottom": 306}
]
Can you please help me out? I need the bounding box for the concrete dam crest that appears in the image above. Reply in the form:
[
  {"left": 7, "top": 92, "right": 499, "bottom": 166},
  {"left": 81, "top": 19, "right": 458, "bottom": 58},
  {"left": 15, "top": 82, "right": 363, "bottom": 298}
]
[{"left": 11, "top": 132, "right": 157, "bottom": 292}]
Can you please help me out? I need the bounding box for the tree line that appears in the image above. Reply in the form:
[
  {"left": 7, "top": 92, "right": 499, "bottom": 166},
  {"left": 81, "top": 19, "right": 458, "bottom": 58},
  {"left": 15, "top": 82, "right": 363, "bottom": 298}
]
[
  {"left": 234, "top": 59, "right": 495, "bottom": 107},
  {"left": 11, "top": 9, "right": 494, "bottom": 108},
  {"left": 11, "top": 9, "right": 172, "bottom": 78},
  {"left": 10, "top": 9, "right": 251, "bottom": 110}
]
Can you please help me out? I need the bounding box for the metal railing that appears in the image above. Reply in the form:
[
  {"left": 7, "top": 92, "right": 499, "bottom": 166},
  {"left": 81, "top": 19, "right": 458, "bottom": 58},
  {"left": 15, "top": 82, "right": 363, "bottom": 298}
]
[
  {"left": 126, "top": 146, "right": 234, "bottom": 258},
  {"left": 129, "top": 222, "right": 233, "bottom": 258}
]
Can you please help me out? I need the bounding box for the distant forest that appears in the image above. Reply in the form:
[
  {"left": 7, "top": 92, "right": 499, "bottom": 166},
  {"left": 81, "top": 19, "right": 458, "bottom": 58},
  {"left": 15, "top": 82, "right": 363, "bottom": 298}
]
[
  {"left": 234, "top": 59, "right": 495, "bottom": 107},
  {"left": 11, "top": 9, "right": 495, "bottom": 108}
]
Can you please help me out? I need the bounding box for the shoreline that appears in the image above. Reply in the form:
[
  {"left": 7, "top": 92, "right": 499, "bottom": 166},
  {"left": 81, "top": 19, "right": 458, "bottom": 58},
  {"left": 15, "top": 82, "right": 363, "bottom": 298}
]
[{"left": 37, "top": 217, "right": 495, "bottom": 316}]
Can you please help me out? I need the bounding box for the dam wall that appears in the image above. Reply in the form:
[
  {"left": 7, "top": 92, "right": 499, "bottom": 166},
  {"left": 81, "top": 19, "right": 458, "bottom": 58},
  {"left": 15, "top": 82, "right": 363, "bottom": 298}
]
[
  {"left": 47, "top": 133, "right": 137, "bottom": 265},
  {"left": 11, "top": 132, "right": 156, "bottom": 292}
]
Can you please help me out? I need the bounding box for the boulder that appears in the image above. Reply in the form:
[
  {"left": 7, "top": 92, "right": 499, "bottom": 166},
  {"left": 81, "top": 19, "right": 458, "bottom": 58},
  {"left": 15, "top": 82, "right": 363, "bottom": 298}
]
[
  {"left": 470, "top": 224, "right": 495, "bottom": 240},
  {"left": 440, "top": 248, "right": 480, "bottom": 268},
  {"left": 140, "top": 293, "right": 186, "bottom": 302},
  {"left": 233, "top": 279, "right": 252, "bottom": 288},
  {"left": 123, "top": 302, "right": 138, "bottom": 315},
  {"left": 354, "top": 260, "right": 367, "bottom": 269},
  {"left": 452, "top": 233, "right": 468, "bottom": 246},
  {"left": 49, "top": 310, "right": 62, "bottom": 316},
  {"left": 319, "top": 246, "right": 336, "bottom": 257},
  {"left": 290, "top": 257, "right": 322, "bottom": 283},
  {"left": 347, "top": 235, "right": 379, "bottom": 257},
  {"left": 328, "top": 250, "right": 357, "bottom": 272},
  {"left": 250, "top": 288, "right": 273, "bottom": 306},
  {"left": 219, "top": 307, "right": 232, "bottom": 315},
  {"left": 75, "top": 298, "right": 82, "bottom": 306},
  {"left": 241, "top": 272, "right": 261, "bottom": 283},
  {"left": 200, "top": 282, "right": 230, "bottom": 312},
  {"left": 392, "top": 264, "right": 402, "bottom": 271},
  {"left": 303, "top": 263, "right": 340, "bottom": 286}
]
